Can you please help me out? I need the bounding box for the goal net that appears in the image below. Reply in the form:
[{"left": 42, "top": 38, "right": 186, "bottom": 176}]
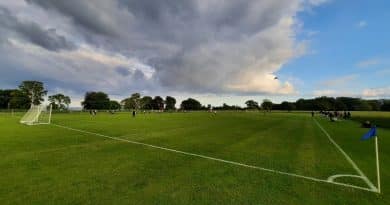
[{"left": 20, "top": 104, "right": 52, "bottom": 125}]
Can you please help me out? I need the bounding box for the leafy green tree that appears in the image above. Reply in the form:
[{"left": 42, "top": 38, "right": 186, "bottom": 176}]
[
  {"left": 122, "top": 93, "right": 141, "bottom": 110},
  {"left": 140, "top": 96, "right": 153, "bottom": 110},
  {"left": 367, "top": 100, "right": 381, "bottom": 111},
  {"left": 152, "top": 96, "right": 164, "bottom": 110},
  {"left": 279, "top": 101, "right": 295, "bottom": 111},
  {"left": 245, "top": 100, "right": 259, "bottom": 110},
  {"left": 180, "top": 98, "right": 202, "bottom": 110},
  {"left": 109, "top": 100, "right": 121, "bottom": 110},
  {"left": 261, "top": 99, "right": 273, "bottom": 111},
  {"left": 314, "top": 96, "right": 335, "bottom": 111},
  {"left": 19, "top": 81, "right": 47, "bottom": 105},
  {"left": 213, "top": 103, "right": 242, "bottom": 110},
  {"left": 381, "top": 100, "right": 390, "bottom": 111},
  {"left": 335, "top": 99, "right": 347, "bottom": 110},
  {"left": 0, "top": 89, "right": 17, "bottom": 109},
  {"left": 295, "top": 98, "right": 315, "bottom": 110},
  {"left": 48, "top": 93, "right": 71, "bottom": 110},
  {"left": 356, "top": 100, "right": 372, "bottom": 111},
  {"left": 9, "top": 90, "right": 30, "bottom": 109},
  {"left": 165, "top": 96, "right": 176, "bottom": 110},
  {"left": 81, "top": 92, "right": 110, "bottom": 110}
]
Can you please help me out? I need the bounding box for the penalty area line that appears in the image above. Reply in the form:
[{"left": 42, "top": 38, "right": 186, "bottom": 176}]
[{"left": 51, "top": 123, "right": 376, "bottom": 193}]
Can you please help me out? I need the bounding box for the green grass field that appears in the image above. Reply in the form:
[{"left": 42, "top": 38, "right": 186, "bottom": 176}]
[{"left": 0, "top": 111, "right": 389, "bottom": 204}]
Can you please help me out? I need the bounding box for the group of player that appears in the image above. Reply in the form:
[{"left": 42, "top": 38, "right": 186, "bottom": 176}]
[{"left": 318, "top": 110, "right": 351, "bottom": 122}]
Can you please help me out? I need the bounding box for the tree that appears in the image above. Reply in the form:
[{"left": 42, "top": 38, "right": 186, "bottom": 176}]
[
  {"left": 8, "top": 90, "right": 30, "bottom": 109},
  {"left": 367, "top": 100, "right": 381, "bottom": 111},
  {"left": 48, "top": 93, "right": 71, "bottom": 110},
  {"left": 356, "top": 100, "right": 372, "bottom": 111},
  {"left": 152, "top": 96, "right": 164, "bottom": 110},
  {"left": 19, "top": 81, "right": 47, "bottom": 105},
  {"left": 121, "top": 93, "right": 141, "bottom": 110},
  {"left": 81, "top": 92, "right": 110, "bottom": 110},
  {"left": 261, "top": 99, "right": 273, "bottom": 111},
  {"left": 165, "top": 96, "right": 176, "bottom": 110},
  {"left": 381, "top": 100, "right": 390, "bottom": 111},
  {"left": 314, "top": 96, "right": 335, "bottom": 111},
  {"left": 335, "top": 99, "right": 347, "bottom": 110},
  {"left": 213, "top": 103, "right": 243, "bottom": 110},
  {"left": 245, "top": 100, "right": 259, "bottom": 110},
  {"left": 0, "top": 89, "right": 16, "bottom": 109},
  {"left": 180, "top": 98, "right": 202, "bottom": 110},
  {"left": 295, "top": 98, "right": 315, "bottom": 110},
  {"left": 140, "top": 96, "right": 153, "bottom": 110},
  {"left": 109, "top": 100, "right": 121, "bottom": 110},
  {"left": 279, "top": 101, "right": 295, "bottom": 111}
]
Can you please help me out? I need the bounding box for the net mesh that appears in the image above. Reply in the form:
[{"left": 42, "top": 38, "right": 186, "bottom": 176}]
[{"left": 20, "top": 105, "right": 51, "bottom": 125}]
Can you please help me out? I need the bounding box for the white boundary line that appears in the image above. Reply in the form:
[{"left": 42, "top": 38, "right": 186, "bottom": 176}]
[
  {"left": 51, "top": 123, "right": 377, "bottom": 193},
  {"left": 313, "top": 118, "right": 378, "bottom": 192}
]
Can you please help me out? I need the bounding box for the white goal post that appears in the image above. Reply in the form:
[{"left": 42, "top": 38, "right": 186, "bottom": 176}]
[{"left": 20, "top": 104, "right": 52, "bottom": 125}]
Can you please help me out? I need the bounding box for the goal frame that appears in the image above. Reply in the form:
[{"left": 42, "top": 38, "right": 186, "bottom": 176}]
[{"left": 20, "top": 104, "right": 52, "bottom": 125}]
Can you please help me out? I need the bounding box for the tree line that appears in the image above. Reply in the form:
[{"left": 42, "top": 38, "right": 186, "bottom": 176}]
[
  {"left": 0, "top": 81, "right": 71, "bottom": 111},
  {"left": 1, "top": 81, "right": 389, "bottom": 111},
  {"left": 272, "top": 96, "right": 390, "bottom": 111},
  {"left": 81, "top": 92, "right": 199, "bottom": 111}
]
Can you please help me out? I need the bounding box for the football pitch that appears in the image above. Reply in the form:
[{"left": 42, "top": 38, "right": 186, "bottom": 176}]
[{"left": 0, "top": 111, "right": 388, "bottom": 204}]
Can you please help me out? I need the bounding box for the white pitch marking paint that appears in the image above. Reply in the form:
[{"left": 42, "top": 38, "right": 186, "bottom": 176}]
[
  {"left": 375, "top": 137, "right": 381, "bottom": 193},
  {"left": 313, "top": 118, "right": 378, "bottom": 192},
  {"left": 51, "top": 123, "right": 377, "bottom": 193},
  {"left": 327, "top": 174, "right": 365, "bottom": 182}
]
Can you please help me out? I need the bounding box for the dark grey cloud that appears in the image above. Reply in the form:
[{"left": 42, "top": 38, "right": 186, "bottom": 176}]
[
  {"left": 26, "top": 0, "right": 122, "bottom": 37},
  {"left": 0, "top": 0, "right": 326, "bottom": 97},
  {"left": 0, "top": 7, "right": 76, "bottom": 51},
  {"left": 115, "top": 66, "right": 131, "bottom": 76}
]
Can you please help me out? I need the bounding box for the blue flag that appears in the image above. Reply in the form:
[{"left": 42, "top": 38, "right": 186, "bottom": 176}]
[{"left": 361, "top": 126, "right": 377, "bottom": 141}]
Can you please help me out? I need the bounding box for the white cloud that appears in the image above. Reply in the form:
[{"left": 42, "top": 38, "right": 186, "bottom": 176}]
[
  {"left": 356, "top": 20, "right": 367, "bottom": 28},
  {"left": 313, "top": 89, "right": 336, "bottom": 96},
  {"left": 375, "top": 69, "right": 390, "bottom": 77},
  {"left": 356, "top": 58, "right": 380, "bottom": 68},
  {"left": 306, "top": 0, "right": 330, "bottom": 6},
  {"left": 319, "top": 74, "right": 359, "bottom": 87},
  {"left": 362, "top": 87, "right": 390, "bottom": 98}
]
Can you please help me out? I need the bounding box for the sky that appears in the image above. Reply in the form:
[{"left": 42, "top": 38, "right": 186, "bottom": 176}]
[{"left": 0, "top": 0, "right": 389, "bottom": 107}]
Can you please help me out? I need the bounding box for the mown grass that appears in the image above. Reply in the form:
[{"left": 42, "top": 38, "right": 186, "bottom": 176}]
[
  {"left": 351, "top": 111, "right": 390, "bottom": 129},
  {"left": 0, "top": 111, "right": 389, "bottom": 204}
]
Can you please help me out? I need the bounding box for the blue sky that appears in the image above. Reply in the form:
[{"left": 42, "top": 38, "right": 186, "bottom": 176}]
[
  {"left": 279, "top": 0, "right": 390, "bottom": 98},
  {"left": 0, "top": 0, "right": 389, "bottom": 107}
]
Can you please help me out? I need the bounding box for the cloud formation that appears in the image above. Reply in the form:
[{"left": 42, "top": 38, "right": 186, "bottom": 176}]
[
  {"left": 362, "top": 87, "right": 390, "bottom": 98},
  {"left": 318, "top": 74, "right": 359, "bottom": 87},
  {"left": 356, "top": 20, "right": 367, "bottom": 28},
  {"left": 0, "top": 7, "right": 76, "bottom": 51},
  {"left": 0, "top": 0, "right": 326, "bottom": 97},
  {"left": 356, "top": 58, "right": 380, "bottom": 68}
]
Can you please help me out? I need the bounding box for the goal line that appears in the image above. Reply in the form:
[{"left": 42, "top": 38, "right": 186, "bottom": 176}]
[{"left": 51, "top": 123, "right": 377, "bottom": 193}]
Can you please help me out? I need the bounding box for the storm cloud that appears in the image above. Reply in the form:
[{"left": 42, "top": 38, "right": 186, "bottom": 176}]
[
  {"left": 0, "top": 0, "right": 327, "bottom": 98},
  {"left": 0, "top": 7, "right": 76, "bottom": 51}
]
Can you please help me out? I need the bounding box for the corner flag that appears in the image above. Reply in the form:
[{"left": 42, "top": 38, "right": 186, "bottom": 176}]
[
  {"left": 361, "top": 126, "right": 377, "bottom": 141},
  {"left": 360, "top": 125, "right": 381, "bottom": 193}
]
